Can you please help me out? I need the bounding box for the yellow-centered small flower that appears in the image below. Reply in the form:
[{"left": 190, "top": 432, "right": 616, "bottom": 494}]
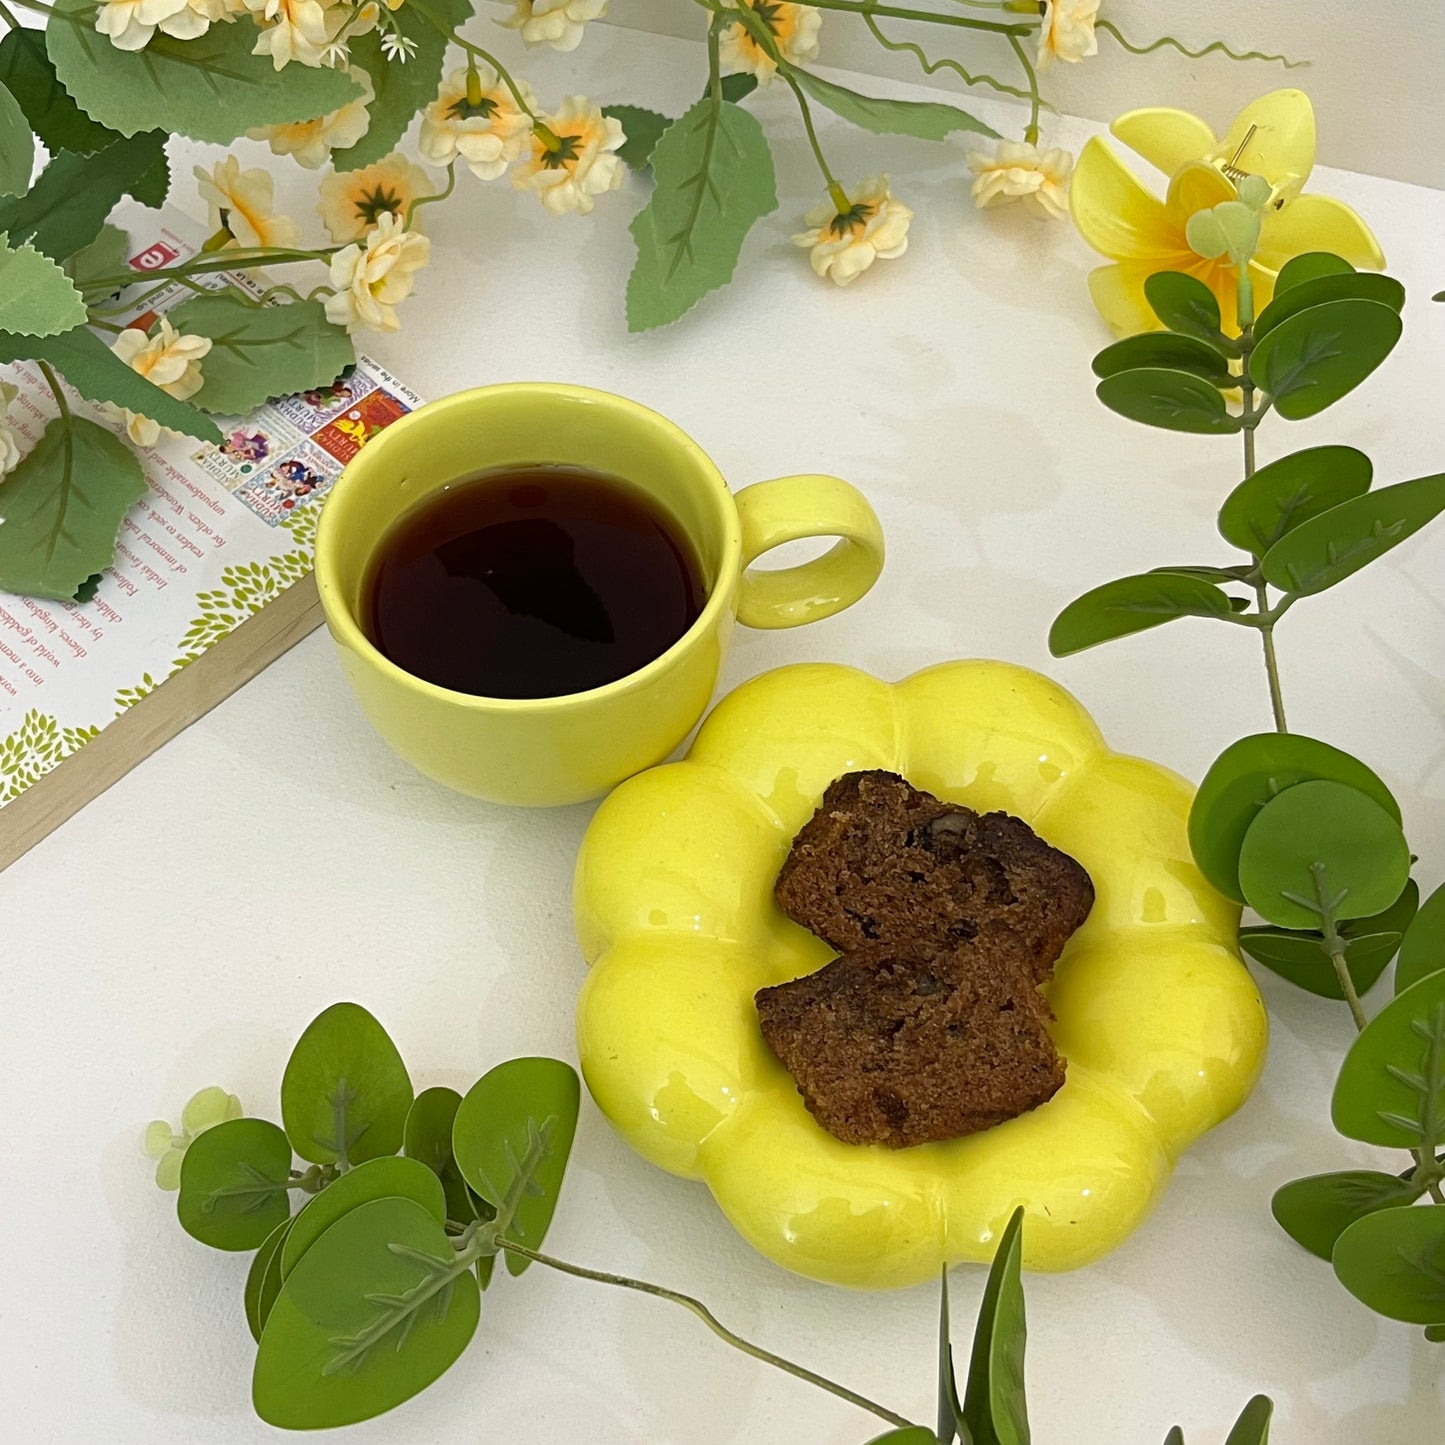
[
  {"left": 323, "top": 211, "right": 431, "bottom": 333},
  {"left": 94, "top": 0, "right": 211, "bottom": 51},
  {"left": 719, "top": 0, "right": 821, "bottom": 83},
  {"left": 967, "top": 140, "right": 1073, "bottom": 221},
  {"left": 249, "top": 68, "right": 375, "bottom": 170},
  {"left": 244, "top": 0, "right": 344, "bottom": 70},
  {"left": 419, "top": 67, "right": 535, "bottom": 180},
  {"left": 498, "top": 0, "right": 607, "bottom": 52},
  {"left": 510, "top": 97, "right": 625, "bottom": 216},
  {"left": 318, "top": 151, "right": 436, "bottom": 242},
  {"left": 1036, "top": 0, "right": 1099, "bottom": 70},
  {"left": 792, "top": 174, "right": 912, "bottom": 288},
  {"left": 194, "top": 155, "right": 303, "bottom": 250},
  {"left": 105, "top": 319, "right": 213, "bottom": 449}
]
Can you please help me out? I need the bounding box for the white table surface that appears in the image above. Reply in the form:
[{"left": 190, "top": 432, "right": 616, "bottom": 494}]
[{"left": 5, "top": 21, "right": 1445, "bottom": 1445}]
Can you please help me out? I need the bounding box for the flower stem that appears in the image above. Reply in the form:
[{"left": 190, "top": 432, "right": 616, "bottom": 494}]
[
  {"left": 780, "top": 69, "right": 845, "bottom": 202},
  {"left": 1006, "top": 31, "right": 1040, "bottom": 143},
  {"left": 861, "top": 10, "right": 1036, "bottom": 100},
  {"left": 406, "top": 162, "right": 455, "bottom": 229},
  {"left": 790, "top": 0, "right": 1031, "bottom": 36},
  {"left": 1096, "top": 18, "right": 1304, "bottom": 68},
  {"left": 83, "top": 247, "right": 340, "bottom": 293},
  {"left": 497, "top": 1238, "right": 916, "bottom": 1431}
]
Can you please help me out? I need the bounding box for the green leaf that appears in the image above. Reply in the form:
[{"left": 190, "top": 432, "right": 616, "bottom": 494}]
[
  {"left": 253, "top": 1195, "right": 480, "bottom": 1429},
  {"left": 1249, "top": 297, "right": 1401, "bottom": 419},
  {"left": 961, "top": 1206, "right": 1029, "bottom": 1445},
  {"left": 1147, "top": 563, "right": 1252, "bottom": 583},
  {"left": 245, "top": 1216, "right": 294, "bottom": 1343},
  {"left": 0, "top": 324, "right": 222, "bottom": 442},
  {"left": 626, "top": 97, "right": 776, "bottom": 331},
  {"left": 1187, "top": 733, "right": 1400, "bottom": 903},
  {"left": 332, "top": 0, "right": 468, "bottom": 171},
  {"left": 719, "top": 73, "right": 758, "bottom": 104},
  {"left": 1426, "top": 1323, "right": 1445, "bottom": 1342},
  {"left": 1333, "top": 968, "right": 1445, "bottom": 1149},
  {"left": 0, "top": 27, "right": 115, "bottom": 157},
  {"left": 1333, "top": 1205, "right": 1445, "bottom": 1324},
  {"left": 1254, "top": 271, "right": 1404, "bottom": 340},
  {"left": 1095, "top": 367, "right": 1241, "bottom": 434},
  {"left": 937, "top": 1270, "right": 962, "bottom": 1443},
  {"left": 0, "top": 411, "right": 144, "bottom": 599},
  {"left": 128, "top": 138, "right": 169, "bottom": 209},
  {"left": 404, "top": 1085, "right": 482, "bottom": 1230},
  {"left": 868, "top": 1433, "right": 940, "bottom": 1444},
  {"left": 793, "top": 67, "right": 996, "bottom": 141},
  {"left": 0, "top": 232, "right": 86, "bottom": 337},
  {"left": 61, "top": 222, "right": 130, "bottom": 302},
  {"left": 1238, "top": 779, "right": 1410, "bottom": 930},
  {"left": 606, "top": 104, "right": 672, "bottom": 170},
  {"left": 281, "top": 1155, "right": 446, "bottom": 1280},
  {"left": 1223, "top": 1396, "right": 1273, "bottom": 1445},
  {"left": 1162, "top": 1430, "right": 1185, "bottom": 1445},
  {"left": 1241, "top": 928, "right": 1400, "bottom": 1000},
  {"left": 1048, "top": 571, "right": 1235, "bottom": 656},
  {"left": 0, "top": 80, "right": 33, "bottom": 198},
  {"left": 1142, "top": 272, "right": 1234, "bottom": 353},
  {"left": 177, "top": 1117, "right": 293, "bottom": 1251},
  {"left": 1217, "top": 444, "right": 1372, "bottom": 556},
  {"left": 1397, "top": 882, "right": 1445, "bottom": 995},
  {"left": 280, "top": 1002, "right": 414, "bottom": 1167},
  {"left": 0, "top": 133, "right": 165, "bottom": 260},
  {"left": 1092, "top": 331, "right": 1232, "bottom": 384},
  {"left": 167, "top": 292, "right": 354, "bottom": 416},
  {"left": 1260, "top": 471, "right": 1445, "bottom": 597},
  {"left": 452, "top": 1056, "right": 579, "bottom": 1276},
  {"left": 1274, "top": 251, "right": 1354, "bottom": 293},
  {"left": 47, "top": 0, "right": 363, "bottom": 145},
  {"left": 1272, "top": 1171, "right": 1423, "bottom": 1261}
]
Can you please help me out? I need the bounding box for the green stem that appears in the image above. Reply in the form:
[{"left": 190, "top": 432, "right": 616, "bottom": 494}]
[
  {"left": 83, "top": 247, "right": 339, "bottom": 293},
  {"left": 36, "top": 360, "right": 70, "bottom": 424},
  {"left": 1096, "top": 18, "right": 1303, "bottom": 68},
  {"left": 861, "top": 9, "right": 1036, "bottom": 100},
  {"left": 1006, "top": 31, "right": 1040, "bottom": 143},
  {"left": 789, "top": 0, "right": 1031, "bottom": 34},
  {"left": 406, "top": 162, "right": 456, "bottom": 230},
  {"left": 0, "top": 0, "right": 24, "bottom": 27},
  {"left": 498, "top": 1238, "right": 916, "bottom": 1431},
  {"left": 781, "top": 69, "right": 845, "bottom": 204},
  {"left": 85, "top": 316, "right": 125, "bottom": 334}
]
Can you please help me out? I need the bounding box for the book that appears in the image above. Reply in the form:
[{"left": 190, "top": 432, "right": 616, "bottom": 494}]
[{"left": 0, "top": 206, "right": 423, "bottom": 870}]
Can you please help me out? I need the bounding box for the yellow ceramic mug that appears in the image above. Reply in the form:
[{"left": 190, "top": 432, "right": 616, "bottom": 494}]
[{"left": 315, "top": 383, "right": 885, "bottom": 806}]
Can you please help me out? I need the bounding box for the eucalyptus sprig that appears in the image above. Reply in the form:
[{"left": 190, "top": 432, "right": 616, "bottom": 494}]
[
  {"left": 162, "top": 1001, "right": 1273, "bottom": 1437},
  {"left": 1050, "top": 185, "right": 1445, "bottom": 1337}
]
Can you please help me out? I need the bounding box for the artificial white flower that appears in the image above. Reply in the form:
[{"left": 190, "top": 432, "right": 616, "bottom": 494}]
[
  {"left": 94, "top": 0, "right": 191, "bottom": 51},
  {"left": 966, "top": 140, "right": 1074, "bottom": 220},
  {"left": 0, "top": 381, "right": 20, "bottom": 477},
  {"left": 105, "top": 319, "right": 213, "bottom": 448},
  {"left": 143, "top": 1086, "right": 243, "bottom": 1190},
  {"left": 194, "top": 155, "right": 303, "bottom": 250},
  {"left": 792, "top": 174, "right": 912, "bottom": 287},
  {"left": 498, "top": 0, "right": 607, "bottom": 53},
  {"left": 249, "top": 69, "right": 375, "bottom": 170},
  {"left": 323, "top": 211, "right": 431, "bottom": 333},
  {"left": 1036, "top": 0, "right": 1099, "bottom": 69},
  {"left": 418, "top": 67, "right": 535, "bottom": 180},
  {"left": 379, "top": 29, "right": 417, "bottom": 62},
  {"left": 318, "top": 150, "right": 435, "bottom": 241},
  {"left": 246, "top": 0, "right": 342, "bottom": 69},
  {"left": 510, "top": 96, "right": 625, "bottom": 216},
  {"left": 719, "top": 0, "right": 821, "bottom": 83}
]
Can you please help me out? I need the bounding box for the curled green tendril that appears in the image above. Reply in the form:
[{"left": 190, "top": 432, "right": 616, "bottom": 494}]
[
  {"left": 1097, "top": 19, "right": 1307, "bottom": 68},
  {"left": 863, "top": 12, "right": 1039, "bottom": 103}
]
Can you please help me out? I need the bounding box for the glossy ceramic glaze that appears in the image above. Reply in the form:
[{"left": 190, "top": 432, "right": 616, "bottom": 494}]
[
  {"left": 574, "top": 660, "right": 1267, "bottom": 1287},
  {"left": 315, "top": 385, "right": 884, "bottom": 806}
]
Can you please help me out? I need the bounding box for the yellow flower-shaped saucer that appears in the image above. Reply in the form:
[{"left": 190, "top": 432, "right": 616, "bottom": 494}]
[{"left": 574, "top": 662, "right": 1267, "bottom": 1288}]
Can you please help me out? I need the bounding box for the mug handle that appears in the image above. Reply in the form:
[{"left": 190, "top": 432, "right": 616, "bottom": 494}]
[{"left": 733, "top": 474, "right": 885, "bottom": 630}]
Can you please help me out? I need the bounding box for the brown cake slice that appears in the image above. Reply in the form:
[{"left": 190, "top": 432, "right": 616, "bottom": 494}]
[
  {"left": 774, "top": 770, "right": 1093, "bottom": 980},
  {"left": 755, "top": 934, "right": 1065, "bottom": 1149}
]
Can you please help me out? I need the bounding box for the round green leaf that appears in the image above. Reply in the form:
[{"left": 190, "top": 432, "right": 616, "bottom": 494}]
[
  {"left": 452, "top": 1057, "right": 579, "bottom": 1277},
  {"left": 253, "top": 1196, "right": 480, "bottom": 1429},
  {"left": 1188, "top": 733, "right": 1400, "bottom": 902},
  {"left": 1262, "top": 471, "right": 1445, "bottom": 597},
  {"left": 1272, "top": 1171, "right": 1423, "bottom": 1260},
  {"left": 1426, "top": 1323, "right": 1445, "bottom": 1343},
  {"left": 1397, "top": 881, "right": 1445, "bottom": 995},
  {"left": 1095, "top": 367, "right": 1240, "bottom": 434},
  {"left": 177, "top": 1117, "right": 293, "bottom": 1251},
  {"left": 1216, "top": 444, "right": 1372, "bottom": 555},
  {"left": 1332, "top": 968, "right": 1445, "bottom": 1147},
  {"left": 1092, "top": 332, "right": 1232, "bottom": 384},
  {"left": 1238, "top": 780, "right": 1410, "bottom": 929},
  {"left": 245, "top": 1216, "right": 294, "bottom": 1343},
  {"left": 867, "top": 1433, "right": 938, "bottom": 1445},
  {"left": 1240, "top": 928, "right": 1401, "bottom": 1000},
  {"left": 1048, "top": 571, "right": 1235, "bottom": 657},
  {"left": 1249, "top": 297, "right": 1402, "bottom": 420},
  {"left": 1255, "top": 271, "right": 1404, "bottom": 339},
  {"left": 960, "top": 1206, "right": 1028, "bottom": 1445},
  {"left": 1333, "top": 1204, "right": 1445, "bottom": 1324},
  {"left": 280, "top": 1154, "right": 446, "bottom": 1280},
  {"left": 405, "top": 1085, "right": 482, "bottom": 1227},
  {"left": 1274, "top": 252, "right": 1354, "bottom": 293},
  {"left": 1224, "top": 1395, "right": 1274, "bottom": 1445},
  {"left": 280, "top": 1002, "right": 413, "bottom": 1167},
  {"left": 1143, "top": 271, "right": 1232, "bottom": 351},
  {"left": 1163, "top": 1429, "right": 1185, "bottom": 1445}
]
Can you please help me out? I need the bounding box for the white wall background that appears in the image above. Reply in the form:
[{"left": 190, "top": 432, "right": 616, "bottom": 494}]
[{"left": 604, "top": 0, "right": 1445, "bottom": 188}]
